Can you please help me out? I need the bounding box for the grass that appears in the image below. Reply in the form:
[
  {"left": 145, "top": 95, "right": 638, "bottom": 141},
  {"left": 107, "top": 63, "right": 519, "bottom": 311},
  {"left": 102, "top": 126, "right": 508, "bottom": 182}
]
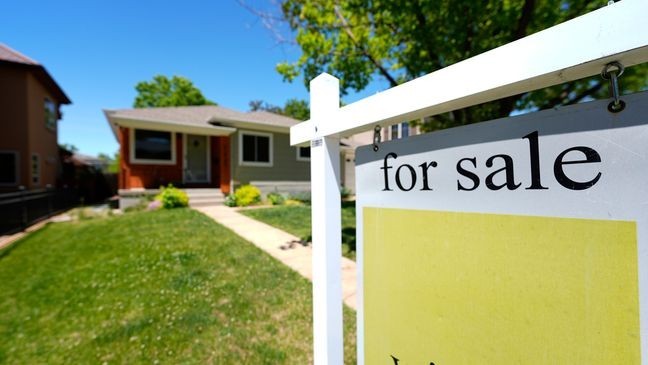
[
  {"left": 241, "top": 202, "right": 357, "bottom": 260},
  {"left": 0, "top": 208, "right": 356, "bottom": 364}
]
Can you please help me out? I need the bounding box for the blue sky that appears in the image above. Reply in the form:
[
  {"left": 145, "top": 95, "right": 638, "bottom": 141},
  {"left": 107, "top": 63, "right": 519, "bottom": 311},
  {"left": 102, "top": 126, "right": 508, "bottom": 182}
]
[{"left": 2, "top": 0, "right": 386, "bottom": 156}]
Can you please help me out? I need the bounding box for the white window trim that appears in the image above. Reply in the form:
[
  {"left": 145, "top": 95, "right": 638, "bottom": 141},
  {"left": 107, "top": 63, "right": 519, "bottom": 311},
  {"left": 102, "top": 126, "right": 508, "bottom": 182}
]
[
  {"left": 296, "top": 146, "right": 310, "bottom": 162},
  {"left": 129, "top": 128, "right": 177, "bottom": 165},
  {"left": 238, "top": 130, "right": 273, "bottom": 167},
  {"left": 389, "top": 122, "right": 413, "bottom": 140},
  {"left": 183, "top": 134, "right": 211, "bottom": 184},
  {"left": 0, "top": 151, "right": 19, "bottom": 186},
  {"left": 31, "top": 153, "right": 40, "bottom": 186}
]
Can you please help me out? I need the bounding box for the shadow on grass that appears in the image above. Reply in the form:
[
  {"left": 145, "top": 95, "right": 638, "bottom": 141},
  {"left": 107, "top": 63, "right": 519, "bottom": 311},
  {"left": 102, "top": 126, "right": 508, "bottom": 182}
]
[{"left": 0, "top": 224, "right": 51, "bottom": 260}]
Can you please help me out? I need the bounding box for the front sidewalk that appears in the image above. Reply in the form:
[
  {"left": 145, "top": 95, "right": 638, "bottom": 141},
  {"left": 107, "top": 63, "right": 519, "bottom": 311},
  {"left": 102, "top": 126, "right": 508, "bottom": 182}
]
[{"left": 194, "top": 205, "right": 357, "bottom": 309}]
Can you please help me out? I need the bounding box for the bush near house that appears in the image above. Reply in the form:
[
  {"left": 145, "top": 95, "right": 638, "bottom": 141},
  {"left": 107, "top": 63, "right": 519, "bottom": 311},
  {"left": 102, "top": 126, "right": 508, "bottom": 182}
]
[
  {"left": 155, "top": 184, "right": 189, "bottom": 209},
  {"left": 266, "top": 192, "right": 285, "bottom": 206},
  {"left": 287, "top": 192, "right": 311, "bottom": 205},
  {"left": 233, "top": 185, "right": 262, "bottom": 207},
  {"left": 224, "top": 194, "right": 237, "bottom": 207}
]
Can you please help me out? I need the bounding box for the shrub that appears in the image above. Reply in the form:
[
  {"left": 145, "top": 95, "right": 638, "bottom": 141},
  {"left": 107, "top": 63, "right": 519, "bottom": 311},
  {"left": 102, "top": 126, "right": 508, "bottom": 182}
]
[
  {"left": 267, "top": 192, "right": 285, "bottom": 205},
  {"left": 155, "top": 184, "right": 189, "bottom": 209},
  {"left": 284, "top": 199, "right": 303, "bottom": 206},
  {"left": 234, "top": 185, "right": 261, "bottom": 207},
  {"left": 288, "top": 191, "right": 311, "bottom": 205},
  {"left": 224, "top": 194, "right": 237, "bottom": 207}
]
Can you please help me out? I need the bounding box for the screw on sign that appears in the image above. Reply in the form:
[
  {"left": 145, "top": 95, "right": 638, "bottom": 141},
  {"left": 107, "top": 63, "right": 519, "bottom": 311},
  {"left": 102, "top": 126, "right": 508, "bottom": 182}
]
[{"left": 391, "top": 355, "right": 435, "bottom": 365}]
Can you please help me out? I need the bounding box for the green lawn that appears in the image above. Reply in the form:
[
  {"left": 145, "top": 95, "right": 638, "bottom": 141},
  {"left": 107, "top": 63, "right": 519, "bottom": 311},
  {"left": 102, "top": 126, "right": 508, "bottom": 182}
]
[
  {"left": 240, "top": 202, "right": 356, "bottom": 260},
  {"left": 0, "top": 209, "right": 356, "bottom": 364}
]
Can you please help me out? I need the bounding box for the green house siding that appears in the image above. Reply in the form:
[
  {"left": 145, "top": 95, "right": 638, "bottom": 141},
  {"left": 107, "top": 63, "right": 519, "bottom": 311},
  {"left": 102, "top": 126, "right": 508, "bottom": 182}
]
[{"left": 231, "top": 130, "right": 310, "bottom": 187}]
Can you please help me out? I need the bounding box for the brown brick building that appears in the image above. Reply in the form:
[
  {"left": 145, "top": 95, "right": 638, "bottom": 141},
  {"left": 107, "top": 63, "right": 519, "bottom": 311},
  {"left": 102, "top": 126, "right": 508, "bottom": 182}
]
[{"left": 0, "top": 44, "right": 71, "bottom": 191}]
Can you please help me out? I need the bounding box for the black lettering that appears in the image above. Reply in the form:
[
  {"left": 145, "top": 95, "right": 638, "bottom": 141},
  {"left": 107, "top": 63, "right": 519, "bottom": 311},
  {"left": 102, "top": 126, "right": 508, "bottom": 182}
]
[
  {"left": 553, "top": 146, "right": 601, "bottom": 190},
  {"left": 485, "top": 154, "right": 521, "bottom": 190},
  {"left": 456, "top": 157, "right": 479, "bottom": 191},
  {"left": 395, "top": 164, "right": 417, "bottom": 191},
  {"left": 419, "top": 161, "right": 437, "bottom": 191},
  {"left": 523, "top": 131, "right": 548, "bottom": 190},
  {"left": 381, "top": 152, "right": 398, "bottom": 191}
]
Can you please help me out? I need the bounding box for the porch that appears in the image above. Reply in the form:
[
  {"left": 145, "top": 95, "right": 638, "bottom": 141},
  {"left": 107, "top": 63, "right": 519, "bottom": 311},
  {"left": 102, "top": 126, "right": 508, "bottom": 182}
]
[
  {"left": 118, "top": 188, "right": 225, "bottom": 209},
  {"left": 116, "top": 127, "right": 232, "bottom": 194}
]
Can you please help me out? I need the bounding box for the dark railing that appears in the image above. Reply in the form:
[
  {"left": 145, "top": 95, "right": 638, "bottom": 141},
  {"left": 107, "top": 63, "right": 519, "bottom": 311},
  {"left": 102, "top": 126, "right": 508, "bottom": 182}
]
[{"left": 0, "top": 188, "right": 78, "bottom": 236}]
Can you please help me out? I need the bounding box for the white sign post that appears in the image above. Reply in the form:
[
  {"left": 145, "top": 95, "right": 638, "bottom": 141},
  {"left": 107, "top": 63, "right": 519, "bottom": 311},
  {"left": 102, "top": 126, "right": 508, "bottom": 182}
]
[
  {"left": 292, "top": 1, "right": 648, "bottom": 364},
  {"left": 309, "top": 74, "right": 344, "bottom": 365}
]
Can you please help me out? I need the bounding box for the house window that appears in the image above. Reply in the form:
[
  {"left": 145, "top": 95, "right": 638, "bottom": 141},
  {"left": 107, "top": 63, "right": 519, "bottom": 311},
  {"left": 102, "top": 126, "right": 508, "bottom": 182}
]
[
  {"left": 31, "top": 154, "right": 40, "bottom": 185},
  {"left": 130, "top": 129, "right": 176, "bottom": 165},
  {"left": 44, "top": 98, "right": 57, "bottom": 130},
  {"left": 239, "top": 131, "right": 273, "bottom": 167},
  {"left": 389, "top": 122, "right": 410, "bottom": 140},
  {"left": 297, "top": 146, "right": 310, "bottom": 161},
  {"left": 0, "top": 151, "right": 18, "bottom": 185}
]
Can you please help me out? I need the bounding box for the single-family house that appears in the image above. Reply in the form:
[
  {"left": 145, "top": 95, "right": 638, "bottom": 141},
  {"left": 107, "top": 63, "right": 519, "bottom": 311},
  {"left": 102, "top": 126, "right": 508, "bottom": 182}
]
[
  {"left": 104, "top": 106, "right": 352, "bottom": 197},
  {"left": 104, "top": 104, "right": 421, "bottom": 203},
  {"left": 0, "top": 43, "right": 72, "bottom": 191}
]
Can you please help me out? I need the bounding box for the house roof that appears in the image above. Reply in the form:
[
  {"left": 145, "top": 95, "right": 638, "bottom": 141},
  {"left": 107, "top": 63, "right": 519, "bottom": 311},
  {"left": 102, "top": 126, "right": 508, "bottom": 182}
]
[
  {"left": 0, "top": 44, "right": 39, "bottom": 65},
  {"left": 104, "top": 105, "right": 303, "bottom": 140},
  {"left": 0, "top": 43, "right": 72, "bottom": 105}
]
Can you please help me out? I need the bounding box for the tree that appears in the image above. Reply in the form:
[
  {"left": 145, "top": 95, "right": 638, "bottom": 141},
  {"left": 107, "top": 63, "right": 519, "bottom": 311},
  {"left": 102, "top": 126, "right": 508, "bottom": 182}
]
[
  {"left": 274, "top": 0, "right": 647, "bottom": 130},
  {"left": 249, "top": 100, "right": 283, "bottom": 114},
  {"left": 282, "top": 98, "right": 310, "bottom": 120},
  {"left": 134, "top": 75, "right": 216, "bottom": 108},
  {"left": 97, "top": 152, "right": 120, "bottom": 174},
  {"left": 249, "top": 98, "right": 310, "bottom": 120}
]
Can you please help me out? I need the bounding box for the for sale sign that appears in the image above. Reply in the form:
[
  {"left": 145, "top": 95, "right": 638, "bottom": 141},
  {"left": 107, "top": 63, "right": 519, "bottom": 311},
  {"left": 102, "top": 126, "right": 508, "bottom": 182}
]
[{"left": 355, "top": 92, "right": 648, "bottom": 364}]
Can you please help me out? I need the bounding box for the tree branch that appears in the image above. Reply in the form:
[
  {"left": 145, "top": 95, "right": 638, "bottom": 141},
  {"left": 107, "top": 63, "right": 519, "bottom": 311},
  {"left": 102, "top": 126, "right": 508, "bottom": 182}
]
[
  {"left": 512, "top": 0, "right": 536, "bottom": 41},
  {"left": 333, "top": 5, "right": 399, "bottom": 87},
  {"left": 236, "top": 0, "right": 295, "bottom": 46},
  {"left": 411, "top": 2, "right": 443, "bottom": 70}
]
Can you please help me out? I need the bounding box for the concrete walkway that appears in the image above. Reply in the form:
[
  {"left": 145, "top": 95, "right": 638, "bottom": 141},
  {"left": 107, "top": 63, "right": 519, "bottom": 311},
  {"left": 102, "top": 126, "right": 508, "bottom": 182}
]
[{"left": 194, "top": 205, "right": 357, "bottom": 309}]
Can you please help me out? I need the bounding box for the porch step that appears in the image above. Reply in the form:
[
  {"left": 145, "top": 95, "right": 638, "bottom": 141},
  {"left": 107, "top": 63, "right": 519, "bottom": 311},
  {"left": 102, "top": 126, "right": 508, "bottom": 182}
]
[{"left": 185, "top": 189, "right": 225, "bottom": 207}]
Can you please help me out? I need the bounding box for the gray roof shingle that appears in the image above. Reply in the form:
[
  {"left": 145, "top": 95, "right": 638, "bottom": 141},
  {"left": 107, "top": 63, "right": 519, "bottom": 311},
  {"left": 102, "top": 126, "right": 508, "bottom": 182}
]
[{"left": 105, "top": 105, "right": 303, "bottom": 130}]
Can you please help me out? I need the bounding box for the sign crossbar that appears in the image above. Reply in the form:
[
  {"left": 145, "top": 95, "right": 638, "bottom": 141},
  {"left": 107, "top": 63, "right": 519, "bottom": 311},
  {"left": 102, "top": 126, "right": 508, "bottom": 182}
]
[{"left": 291, "top": 0, "right": 648, "bottom": 146}]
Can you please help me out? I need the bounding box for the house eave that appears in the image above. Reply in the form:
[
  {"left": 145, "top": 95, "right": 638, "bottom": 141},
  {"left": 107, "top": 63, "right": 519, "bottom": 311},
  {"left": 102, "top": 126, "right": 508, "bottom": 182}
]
[
  {"left": 215, "top": 119, "right": 291, "bottom": 134},
  {"left": 104, "top": 112, "right": 237, "bottom": 139}
]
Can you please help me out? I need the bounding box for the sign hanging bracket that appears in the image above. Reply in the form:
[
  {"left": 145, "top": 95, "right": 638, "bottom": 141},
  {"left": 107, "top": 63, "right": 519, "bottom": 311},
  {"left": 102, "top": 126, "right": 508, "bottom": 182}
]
[
  {"left": 372, "top": 125, "right": 382, "bottom": 152},
  {"left": 601, "top": 61, "right": 626, "bottom": 113}
]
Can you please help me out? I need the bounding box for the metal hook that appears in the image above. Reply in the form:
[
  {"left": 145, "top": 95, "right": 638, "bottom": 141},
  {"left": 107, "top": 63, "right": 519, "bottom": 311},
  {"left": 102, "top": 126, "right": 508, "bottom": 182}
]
[
  {"left": 601, "top": 61, "right": 625, "bottom": 113},
  {"left": 372, "top": 125, "right": 381, "bottom": 152}
]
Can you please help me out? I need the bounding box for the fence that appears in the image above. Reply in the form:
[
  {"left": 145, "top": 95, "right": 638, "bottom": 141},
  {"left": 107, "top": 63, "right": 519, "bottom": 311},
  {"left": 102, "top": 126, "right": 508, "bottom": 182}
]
[{"left": 0, "top": 188, "right": 78, "bottom": 235}]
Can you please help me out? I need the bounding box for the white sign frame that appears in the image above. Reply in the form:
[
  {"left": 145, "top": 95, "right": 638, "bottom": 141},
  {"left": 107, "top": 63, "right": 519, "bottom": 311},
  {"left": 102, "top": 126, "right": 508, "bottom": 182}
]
[{"left": 291, "top": 1, "right": 648, "bottom": 363}]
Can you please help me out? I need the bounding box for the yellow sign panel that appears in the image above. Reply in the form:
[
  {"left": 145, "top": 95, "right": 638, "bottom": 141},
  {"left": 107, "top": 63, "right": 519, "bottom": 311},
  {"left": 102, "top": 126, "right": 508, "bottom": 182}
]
[{"left": 364, "top": 207, "right": 640, "bottom": 364}]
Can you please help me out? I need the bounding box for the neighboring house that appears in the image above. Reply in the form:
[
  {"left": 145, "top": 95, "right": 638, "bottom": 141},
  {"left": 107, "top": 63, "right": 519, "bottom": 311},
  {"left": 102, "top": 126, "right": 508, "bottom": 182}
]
[
  {"left": 104, "top": 106, "right": 341, "bottom": 195},
  {"left": 0, "top": 44, "right": 72, "bottom": 191},
  {"left": 72, "top": 153, "right": 110, "bottom": 173}
]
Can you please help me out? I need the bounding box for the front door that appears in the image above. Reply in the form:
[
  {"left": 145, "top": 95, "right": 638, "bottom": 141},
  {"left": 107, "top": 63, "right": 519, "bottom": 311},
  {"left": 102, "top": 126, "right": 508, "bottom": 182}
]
[{"left": 184, "top": 134, "right": 209, "bottom": 183}]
